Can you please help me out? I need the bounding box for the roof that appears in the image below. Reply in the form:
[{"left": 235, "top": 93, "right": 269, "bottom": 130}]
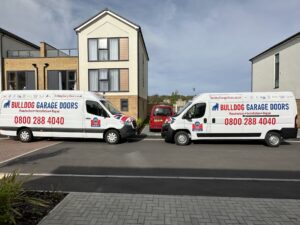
[
  {"left": 0, "top": 27, "right": 39, "bottom": 49},
  {"left": 249, "top": 31, "right": 300, "bottom": 61},
  {"left": 74, "top": 8, "right": 149, "bottom": 60}
]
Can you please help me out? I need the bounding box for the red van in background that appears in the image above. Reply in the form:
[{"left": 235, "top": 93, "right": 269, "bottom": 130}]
[{"left": 149, "top": 105, "right": 174, "bottom": 131}]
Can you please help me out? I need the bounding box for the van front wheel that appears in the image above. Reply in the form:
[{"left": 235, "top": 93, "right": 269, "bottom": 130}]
[
  {"left": 105, "top": 129, "right": 120, "bottom": 144},
  {"left": 265, "top": 131, "right": 282, "bottom": 147},
  {"left": 175, "top": 131, "right": 190, "bottom": 146},
  {"left": 18, "top": 128, "right": 33, "bottom": 143}
]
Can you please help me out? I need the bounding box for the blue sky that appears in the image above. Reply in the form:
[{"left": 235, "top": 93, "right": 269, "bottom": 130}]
[{"left": 1, "top": 0, "right": 300, "bottom": 95}]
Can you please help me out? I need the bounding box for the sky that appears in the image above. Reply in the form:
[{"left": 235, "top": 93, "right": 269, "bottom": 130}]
[{"left": 0, "top": 0, "right": 300, "bottom": 95}]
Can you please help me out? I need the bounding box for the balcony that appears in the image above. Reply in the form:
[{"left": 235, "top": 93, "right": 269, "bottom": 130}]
[
  {"left": 46, "top": 49, "right": 78, "bottom": 57},
  {"left": 7, "top": 49, "right": 78, "bottom": 58},
  {"left": 7, "top": 50, "right": 40, "bottom": 58}
]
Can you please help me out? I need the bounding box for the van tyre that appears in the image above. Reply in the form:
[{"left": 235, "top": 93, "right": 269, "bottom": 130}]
[
  {"left": 18, "top": 128, "right": 33, "bottom": 143},
  {"left": 265, "top": 131, "right": 282, "bottom": 147},
  {"left": 174, "top": 131, "right": 190, "bottom": 146},
  {"left": 105, "top": 129, "right": 120, "bottom": 144}
]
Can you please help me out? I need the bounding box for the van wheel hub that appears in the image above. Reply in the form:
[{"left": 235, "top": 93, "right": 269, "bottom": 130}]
[
  {"left": 269, "top": 135, "right": 280, "bottom": 146},
  {"left": 107, "top": 132, "right": 117, "bottom": 143},
  {"left": 178, "top": 134, "right": 187, "bottom": 144},
  {"left": 20, "top": 131, "right": 30, "bottom": 141}
]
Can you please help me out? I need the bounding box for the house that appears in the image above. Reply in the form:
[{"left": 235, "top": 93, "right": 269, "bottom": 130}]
[
  {"left": 250, "top": 32, "right": 300, "bottom": 126},
  {"left": 75, "top": 9, "right": 149, "bottom": 120},
  {"left": 0, "top": 28, "right": 40, "bottom": 91},
  {"left": 3, "top": 41, "right": 78, "bottom": 90}
]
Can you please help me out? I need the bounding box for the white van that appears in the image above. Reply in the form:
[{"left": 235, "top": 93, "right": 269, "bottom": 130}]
[
  {"left": 0, "top": 90, "right": 137, "bottom": 144},
  {"left": 161, "top": 92, "right": 298, "bottom": 147}
]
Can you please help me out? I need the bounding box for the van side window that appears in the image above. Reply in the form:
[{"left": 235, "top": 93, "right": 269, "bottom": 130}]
[
  {"left": 86, "top": 101, "right": 107, "bottom": 117},
  {"left": 186, "top": 103, "right": 206, "bottom": 119}
]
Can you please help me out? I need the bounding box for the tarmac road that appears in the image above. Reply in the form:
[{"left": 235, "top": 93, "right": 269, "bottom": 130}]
[{"left": 1, "top": 138, "right": 300, "bottom": 199}]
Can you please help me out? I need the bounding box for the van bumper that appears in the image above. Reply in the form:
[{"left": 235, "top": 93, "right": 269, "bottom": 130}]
[
  {"left": 161, "top": 124, "right": 175, "bottom": 141},
  {"left": 281, "top": 128, "right": 298, "bottom": 139},
  {"left": 119, "top": 125, "right": 136, "bottom": 139}
]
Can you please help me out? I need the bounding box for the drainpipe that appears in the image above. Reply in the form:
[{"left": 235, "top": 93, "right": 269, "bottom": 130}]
[
  {"left": 32, "top": 64, "right": 38, "bottom": 90},
  {"left": 43, "top": 63, "right": 49, "bottom": 90},
  {"left": 0, "top": 34, "right": 3, "bottom": 91}
]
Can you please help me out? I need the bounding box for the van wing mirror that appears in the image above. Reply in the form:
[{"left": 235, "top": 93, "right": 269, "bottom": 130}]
[{"left": 183, "top": 113, "right": 192, "bottom": 120}]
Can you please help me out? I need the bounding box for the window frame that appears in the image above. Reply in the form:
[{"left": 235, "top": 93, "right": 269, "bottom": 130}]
[
  {"left": 87, "top": 37, "right": 128, "bottom": 62},
  {"left": 6, "top": 70, "right": 36, "bottom": 90},
  {"left": 274, "top": 53, "right": 279, "bottom": 89},
  {"left": 88, "top": 68, "right": 129, "bottom": 93},
  {"left": 120, "top": 99, "right": 129, "bottom": 112},
  {"left": 47, "top": 70, "right": 77, "bottom": 90}
]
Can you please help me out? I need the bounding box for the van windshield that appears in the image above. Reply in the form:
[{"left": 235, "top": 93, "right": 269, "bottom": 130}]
[
  {"left": 153, "top": 107, "right": 172, "bottom": 116},
  {"left": 100, "top": 100, "right": 121, "bottom": 115},
  {"left": 174, "top": 101, "right": 192, "bottom": 117}
]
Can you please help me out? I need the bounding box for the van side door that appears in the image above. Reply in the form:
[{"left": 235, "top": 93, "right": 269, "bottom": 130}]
[
  {"left": 183, "top": 103, "right": 208, "bottom": 140},
  {"left": 84, "top": 100, "right": 108, "bottom": 139}
]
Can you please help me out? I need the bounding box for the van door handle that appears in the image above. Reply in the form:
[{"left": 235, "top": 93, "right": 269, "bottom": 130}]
[
  {"left": 212, "top": 118, "right": 216, "bottom": 123},
  {"left": 86, "top": 117, "right": 91, "bottom": 120},
  {"left": 204, "top": 118, "right": 207, "bottom": 123}
]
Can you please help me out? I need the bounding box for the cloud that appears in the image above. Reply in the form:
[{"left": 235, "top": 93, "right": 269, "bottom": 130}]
[{"left": 0, "top": 0, "right": 299, "bottom": 95}]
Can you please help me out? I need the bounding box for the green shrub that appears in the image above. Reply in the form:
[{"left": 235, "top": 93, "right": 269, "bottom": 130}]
[{"left": 0, "top": 171, "right": 48, "bottom": 225}]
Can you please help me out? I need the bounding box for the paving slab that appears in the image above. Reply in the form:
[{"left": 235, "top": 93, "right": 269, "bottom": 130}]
[
  {"left": 38, "top": 192, "right": 300, "bottom": 225},
  {"left": 0, "top": 139, "right": 61, "bottom": 164},
  {"left": 141, "top": 125, "right": 162, "bottom": 138}
]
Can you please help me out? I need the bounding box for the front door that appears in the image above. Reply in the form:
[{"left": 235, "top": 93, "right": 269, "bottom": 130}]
[
  {"left": 183, "top": 103, "right": 209, "bottom": 140},
  {"left": 84, "top": 100, "right": 108, "bottom": 138}
]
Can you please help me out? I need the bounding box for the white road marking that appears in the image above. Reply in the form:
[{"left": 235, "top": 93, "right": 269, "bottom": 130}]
[
  {"left": 2, "top": 172, "right": 299, "bottom": 182},
  {"left": 0, "top": 142, "right": 62, "bottom": 165},
  {"left": 286, "top": 140, "right": 300, "bottom": 143}
]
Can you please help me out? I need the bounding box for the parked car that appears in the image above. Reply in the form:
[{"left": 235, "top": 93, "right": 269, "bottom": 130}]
[
  {"left": 161, "top": 92, "right": 298, "bottom": 147},
  {"left": 150, "top": 105, "right": 174, "bottom": 131}
]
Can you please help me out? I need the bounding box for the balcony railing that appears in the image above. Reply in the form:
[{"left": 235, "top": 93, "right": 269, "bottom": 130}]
[
  {"left": 46, "top": 49, "right": 78, "bottom": 57},
  {"left": 7, "top": 50, "right": 40, "bottom": 58},
  {"left": 7, "top": 49, "right": 78, "bottom": 58}
]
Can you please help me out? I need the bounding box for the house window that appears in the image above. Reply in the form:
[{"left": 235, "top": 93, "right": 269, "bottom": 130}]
[
  {"left": 89, "top": 69, "right": 129, "bottom": 92},
  {"left": 88, "top": 37, "right": 128, "bottom": 61},
  {"left": 275, "top": 53, "right": 279, "bottom": 88},
  {"left": 121, "top": 99, "right": 128, "bottom": 111},
  {"left": 47, "top": 71, "right": 76, "bottom": 90},
  {"left": 7, "top": 71, "right": 35, "bottom": 90}
]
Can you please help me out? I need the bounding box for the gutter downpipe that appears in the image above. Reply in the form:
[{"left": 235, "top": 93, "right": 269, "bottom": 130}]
[{"left": 0, "top": 34, "right": 3, "bottom": 91}]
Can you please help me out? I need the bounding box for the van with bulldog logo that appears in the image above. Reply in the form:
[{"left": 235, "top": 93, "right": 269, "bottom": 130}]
[
  {"left": 0, "top": 90, "right": 137, "bottom": 144},
  {"left": 161, "top": 92, "right": 298, "bottom": 147}
]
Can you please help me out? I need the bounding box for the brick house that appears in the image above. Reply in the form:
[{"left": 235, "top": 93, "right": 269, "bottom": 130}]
[{"left": 75, "top": 9, "right": 149, "bottom": 120}]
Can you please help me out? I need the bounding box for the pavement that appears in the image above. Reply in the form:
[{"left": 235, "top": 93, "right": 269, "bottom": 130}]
[{"left": 38, "top": 193, "right": 300, "bottom": 225}]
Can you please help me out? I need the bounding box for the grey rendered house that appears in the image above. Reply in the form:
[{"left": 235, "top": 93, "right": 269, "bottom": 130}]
[
  {"left": 0, "top": 28, "right": 39, "bottom": 91},
  {"left": 250, "top": 32, "right": 300, "bottom": 126}
]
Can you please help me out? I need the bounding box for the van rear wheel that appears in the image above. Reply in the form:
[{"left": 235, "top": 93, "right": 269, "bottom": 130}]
[
  {"left": 265, "top": 131, "right": 282, "bottom": 147},
  {"left": 18, "top": 128, "right": 33, "bottom": 143},
  {"left": 174, "top": 131, "right": 190, "bottom": 146},
  {"left": 105, "top": 129, "right": 120, "bottom": 144}
]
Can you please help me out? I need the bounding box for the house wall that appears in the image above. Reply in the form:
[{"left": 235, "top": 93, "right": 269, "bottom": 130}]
[
  {"left": 4, "top": 57, "right": 78, "bottom": 90},
  {"left": 0, "top": 33, "right": 38, "bottom": 91},
  {"left": 251, "top": 36, "right": 300, "bottom": 127},
  {"left": 77, "top": 14, "right": 138, "bottom": 96},
  {"left": 252, "top": 36, "right": 300, "bottom": 99},
  {"left": 105, "top": 95, "right": 138, "bottom": 119}
]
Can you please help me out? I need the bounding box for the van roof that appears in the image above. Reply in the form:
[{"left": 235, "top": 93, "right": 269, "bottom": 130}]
[
  {"left": 193, "top": 92, "right": 295, "bottom": 101},
  {"left": 0, "top": 90, "right": 105, "bottom": 100}
]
